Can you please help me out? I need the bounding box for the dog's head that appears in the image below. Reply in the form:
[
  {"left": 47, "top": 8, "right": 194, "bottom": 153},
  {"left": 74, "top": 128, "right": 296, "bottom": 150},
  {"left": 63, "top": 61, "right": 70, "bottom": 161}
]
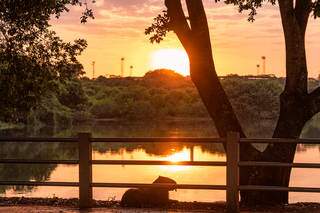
[{"left": 153, "top": 176, "right": 177, "bottom": 191}]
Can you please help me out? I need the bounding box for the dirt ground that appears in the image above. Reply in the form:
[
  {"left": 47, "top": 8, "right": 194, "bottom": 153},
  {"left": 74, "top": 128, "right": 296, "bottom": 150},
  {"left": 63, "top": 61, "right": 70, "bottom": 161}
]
[
  {"left": 2, "top": 205, "right": 320, "bottom": 213},
  {"left": 0, "top": 206, "right": 227, "bottom": 213},
  {"left": 1, "top": 197, "right": 320, "bottom": 212}
]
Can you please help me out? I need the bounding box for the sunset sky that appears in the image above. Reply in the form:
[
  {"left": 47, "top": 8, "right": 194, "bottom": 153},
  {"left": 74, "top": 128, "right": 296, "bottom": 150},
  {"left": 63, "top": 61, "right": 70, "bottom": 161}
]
[{"left": 51, "top": 0, "right": 320, "bottom": 78}]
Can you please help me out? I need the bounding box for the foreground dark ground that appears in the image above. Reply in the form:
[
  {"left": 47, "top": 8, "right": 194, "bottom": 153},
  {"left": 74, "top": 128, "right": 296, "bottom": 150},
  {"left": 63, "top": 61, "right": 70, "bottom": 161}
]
[{"left": 1, "top": 197, "right": 320, "bottom": 212}]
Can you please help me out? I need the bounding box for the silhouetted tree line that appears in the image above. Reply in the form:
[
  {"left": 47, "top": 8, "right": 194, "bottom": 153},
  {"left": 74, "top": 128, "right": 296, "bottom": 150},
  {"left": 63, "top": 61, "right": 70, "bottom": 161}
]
[
  {"left": 83, "top": 70, "right": 318, "bottom": 124},
  {"left": 1, "top": 69, "right": 320, "bottom": 128}
]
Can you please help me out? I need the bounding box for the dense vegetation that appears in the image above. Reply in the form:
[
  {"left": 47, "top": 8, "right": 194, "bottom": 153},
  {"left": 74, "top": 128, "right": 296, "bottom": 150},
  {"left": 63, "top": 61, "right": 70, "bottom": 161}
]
[
  {"left": 86, "top": 70, "right": 284, "bottom": 123},
  {"left": 0, "top": 0, "right": 94, "bottom": 124},
  {"left": 2, "top": 69, "right": 317, "bottom": 129}
]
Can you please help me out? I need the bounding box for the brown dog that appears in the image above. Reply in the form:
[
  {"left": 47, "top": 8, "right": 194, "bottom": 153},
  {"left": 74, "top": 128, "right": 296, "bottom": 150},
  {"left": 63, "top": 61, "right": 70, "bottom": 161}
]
[{"left": 120, "top": 176, "right": 177, "bottom": 207}]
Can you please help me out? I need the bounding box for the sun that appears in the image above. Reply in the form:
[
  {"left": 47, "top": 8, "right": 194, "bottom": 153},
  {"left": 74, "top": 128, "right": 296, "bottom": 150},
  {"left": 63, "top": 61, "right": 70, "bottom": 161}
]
[{"left": 150, "top": 49, "right": 190, "bottom": 76}]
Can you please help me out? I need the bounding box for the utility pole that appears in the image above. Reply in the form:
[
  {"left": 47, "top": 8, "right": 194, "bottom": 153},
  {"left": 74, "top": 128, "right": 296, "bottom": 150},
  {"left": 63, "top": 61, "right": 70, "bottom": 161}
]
[
  {"left": 92, "top": 61, "right": 95, "bottom": 79},
  {"left": 261, "top": 56, "right": 266, "bottom": 74},
  {"left": 129, "top": 65, "right": 133, "bottom": 77},
  {"left": 121, "top": 57, "right": 125, "bottom": 77}
]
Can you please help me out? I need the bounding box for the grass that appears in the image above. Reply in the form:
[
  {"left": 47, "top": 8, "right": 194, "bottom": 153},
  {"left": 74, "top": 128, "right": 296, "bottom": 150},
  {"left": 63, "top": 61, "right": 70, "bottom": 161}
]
[{"left": 0, "top": 122, "right": 24, "bottom": 130}]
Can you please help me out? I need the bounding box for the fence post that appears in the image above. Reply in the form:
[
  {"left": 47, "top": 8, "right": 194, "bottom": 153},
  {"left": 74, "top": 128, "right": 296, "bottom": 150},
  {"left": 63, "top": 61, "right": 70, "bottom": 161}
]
[
  {"left": 226, "top": 132, "right": 240, "bottom": 213},
  {"left": 78, "top": 132, "right": 92, "bottom": 209}
]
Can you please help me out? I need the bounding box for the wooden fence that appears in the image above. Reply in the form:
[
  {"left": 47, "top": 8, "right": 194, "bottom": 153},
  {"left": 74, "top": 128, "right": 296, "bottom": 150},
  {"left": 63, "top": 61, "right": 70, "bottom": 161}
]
[{"left": 0, "top": 132, "right": 320, "bottom": 213}]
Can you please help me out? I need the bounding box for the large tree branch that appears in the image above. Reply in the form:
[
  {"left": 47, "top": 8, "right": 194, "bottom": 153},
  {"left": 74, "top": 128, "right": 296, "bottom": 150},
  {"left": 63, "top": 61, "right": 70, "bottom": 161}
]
[
  {"left": 166, "top": 0, "right": 244, "bottom": 138},
  {"left": 307, "top": 87, "right": 320, "bottom": 116},
  {"left": 278, "top": 0, "right": 294, "bottom": 16},
  {"left": 185, "top": 0, "right": 213, "bottom": 61},
  {"left": 309, "top": 86, "right": 320, "bottom": 99},
  {"left": 295, "top": 0, "right": 312, "bottom": 35},
  {"left": 185, "top": 0, "right": 209, "bottom": 37},
  {"left": 168, "top": 0, "right": 246, "bottom": 139},
  {"left": 165, "top": 0, "right": 192, "bottom": 52},
  {"left": 278, "top": 0, "right": 308, "bottom": 95}
]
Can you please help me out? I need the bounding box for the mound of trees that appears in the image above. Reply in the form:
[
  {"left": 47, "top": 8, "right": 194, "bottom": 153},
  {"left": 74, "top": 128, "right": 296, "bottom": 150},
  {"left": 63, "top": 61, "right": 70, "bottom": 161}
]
[{"left": 85, "top": 70, "right": 284, "bottom": 123}]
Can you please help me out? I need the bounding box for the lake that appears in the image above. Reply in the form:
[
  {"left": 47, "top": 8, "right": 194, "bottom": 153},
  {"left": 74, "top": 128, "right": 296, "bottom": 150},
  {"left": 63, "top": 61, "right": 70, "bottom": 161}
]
[{"left": 0, "top": 119, "right": 319, "bottom": 203}]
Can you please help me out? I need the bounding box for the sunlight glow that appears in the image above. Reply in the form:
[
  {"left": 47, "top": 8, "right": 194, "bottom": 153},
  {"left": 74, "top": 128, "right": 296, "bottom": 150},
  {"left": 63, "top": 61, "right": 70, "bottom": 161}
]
[
  {"left": 150, "top": 49, "right": 190, "bottom": 76},
  {"left": 159, "top": 148, "right": 191, "bottom": 172},
  {"left": 165, "top": 149, "right": 190, "bottom": 162}
]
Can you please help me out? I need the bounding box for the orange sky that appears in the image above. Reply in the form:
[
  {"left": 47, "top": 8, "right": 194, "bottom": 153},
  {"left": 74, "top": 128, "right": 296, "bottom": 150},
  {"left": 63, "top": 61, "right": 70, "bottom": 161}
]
[{"left": 51, "top": 0, "right": 320, "bottom": 78}]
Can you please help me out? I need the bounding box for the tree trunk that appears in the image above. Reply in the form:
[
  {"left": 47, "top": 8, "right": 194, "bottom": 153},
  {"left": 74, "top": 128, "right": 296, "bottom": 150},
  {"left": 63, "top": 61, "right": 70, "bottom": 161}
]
[
  {"left": 165, "top": 0, "right": 320, "bottom": 206},
  {"left": 240, "top": 0, "right": 313, "bottom": 205},
  {"left": 240, "top": 94, "right": 310, "bottom": 205}
]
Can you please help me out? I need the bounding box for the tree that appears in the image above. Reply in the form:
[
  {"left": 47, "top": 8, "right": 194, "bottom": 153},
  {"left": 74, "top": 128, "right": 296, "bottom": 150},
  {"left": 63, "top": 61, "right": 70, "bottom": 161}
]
[
  {"left": 0, "top": 0, "right": 94, "bottom": 122},
  {"left": 0, "top": 29, "right": 88, "bottom": 122},
  {"left": 0, "top": 0, "right": 94, "bottom": 27},
  {"left": 146, "top": 0, "right": 320, "bottom": 205}
]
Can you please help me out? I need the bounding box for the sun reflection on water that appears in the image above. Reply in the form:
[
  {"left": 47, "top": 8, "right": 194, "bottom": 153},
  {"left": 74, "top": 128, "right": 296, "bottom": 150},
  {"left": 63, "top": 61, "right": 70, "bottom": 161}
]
[
  {"left": 166, "top": 148, "right": 191, "bottom": 162},
  {"left": 160, "top": 148, "right": 192, "bottom": 172}
]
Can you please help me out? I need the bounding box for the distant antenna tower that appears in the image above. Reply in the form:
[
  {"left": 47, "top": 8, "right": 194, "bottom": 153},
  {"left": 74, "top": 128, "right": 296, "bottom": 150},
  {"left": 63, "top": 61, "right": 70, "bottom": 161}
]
[
  {"left": 121, "top": 57, "right": 125, "bottom": 77},
  {"left": 92, "top": 61, "right": 95, "bottom": 79},
  {"left": 262, "top": 56, "right": 266, "bottom": 74},
  {"left": 256, "top": 64, "right": 260, "bottom": 75},
  {"left": 129, "top": 65, "right": 133, "bottom": 77}
]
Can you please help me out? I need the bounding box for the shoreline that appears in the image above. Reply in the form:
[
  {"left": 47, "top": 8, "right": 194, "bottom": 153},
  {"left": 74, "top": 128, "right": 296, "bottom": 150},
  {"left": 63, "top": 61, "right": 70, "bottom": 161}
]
[
  {"left": 0, "top": 117, "right": 214, "bottom": 131},
  {"left": 0, "top": 122, "right": 24, "bottom": 130}
]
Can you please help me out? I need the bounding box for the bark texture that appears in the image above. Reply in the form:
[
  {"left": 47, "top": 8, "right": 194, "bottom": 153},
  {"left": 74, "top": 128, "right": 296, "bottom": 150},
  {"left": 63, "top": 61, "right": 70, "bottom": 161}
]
[{"left": 165, "top": 0, "right": 320, "bottom": 205}]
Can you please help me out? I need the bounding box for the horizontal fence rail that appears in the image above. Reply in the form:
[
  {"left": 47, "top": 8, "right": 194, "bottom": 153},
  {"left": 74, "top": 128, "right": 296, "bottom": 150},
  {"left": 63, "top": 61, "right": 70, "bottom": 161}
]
[
  {"left": 239, "top": 161, "right": 320, "bottom": 168},
  {"left": 92, "top": 183, "right": 226, "bottom": 190},
  {"left": 240, "top": 138, "right": 320, "bottom": 144},
  {"left": 0, "top": 132, "right": 319, "bottom": 212},
  {"left": 0, "top": 137, "right": 77, "bottom": 142},
  {"left": 0, "top": 181, "right": 79, "bottom": 187},
  {"left": 239, "top": 185, "right": 320, "bottom": 193},
  {"left": 91, "top": 137, "right": 225, "bottom": 143},
  {"left": 91, "top": 160, "right": 226, "bottom": 166},
  {"left": 0, "top": 159, "right": 79, "bottom": 164}
]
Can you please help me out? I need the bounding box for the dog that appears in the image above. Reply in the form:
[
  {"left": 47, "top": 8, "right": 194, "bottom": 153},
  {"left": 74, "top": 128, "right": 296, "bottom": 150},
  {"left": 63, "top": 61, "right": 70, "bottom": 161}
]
[{"left": 120, "top": 176, "right": 177, "bottom": 207}]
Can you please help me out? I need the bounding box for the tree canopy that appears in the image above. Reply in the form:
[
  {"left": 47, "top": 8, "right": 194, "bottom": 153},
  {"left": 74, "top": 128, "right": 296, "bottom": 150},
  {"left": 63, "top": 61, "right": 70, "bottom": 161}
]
[
  {"left": 146, "top": 0, "right": 320, "bottom": 42},
  {"left": 222, "top": 0, "right": 320, "bottom": 21},
  {"left": 0, "top": 0, "right": 94, "bottom": 122}
]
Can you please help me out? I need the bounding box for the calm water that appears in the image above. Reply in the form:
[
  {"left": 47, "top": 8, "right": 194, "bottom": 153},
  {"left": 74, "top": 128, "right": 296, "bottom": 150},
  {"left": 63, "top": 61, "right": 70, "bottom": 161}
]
[{"left": 0, "top": 119, "right": 319, "bottom": 203}]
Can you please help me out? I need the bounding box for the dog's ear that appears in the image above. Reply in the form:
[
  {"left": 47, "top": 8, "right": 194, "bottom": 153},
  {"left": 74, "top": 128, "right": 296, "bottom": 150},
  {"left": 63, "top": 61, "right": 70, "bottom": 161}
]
[
  {"left": 153, "top": 176, "right": 176, "bottom": 184},
  {"left": 153, "top": 176, "right": 177, "bottom": 191}
]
